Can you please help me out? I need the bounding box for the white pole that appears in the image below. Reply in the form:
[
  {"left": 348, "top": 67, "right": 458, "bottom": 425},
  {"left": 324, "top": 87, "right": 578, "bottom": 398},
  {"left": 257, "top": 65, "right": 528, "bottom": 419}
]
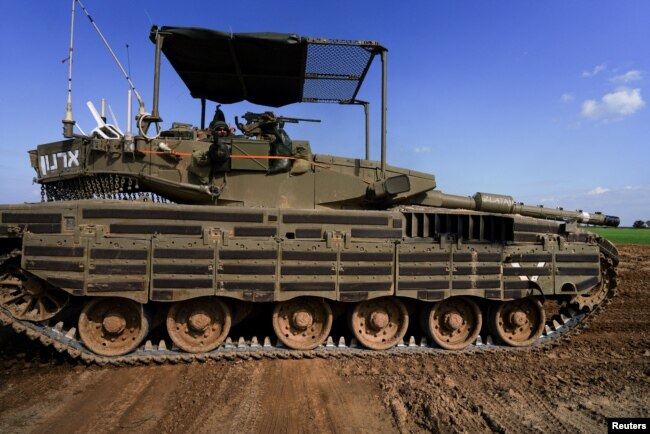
[
  {"left": 124, "top": 90, "right": 134, "bottom": 151},
  {"left": 62, "top": 0, "right": 76, "bottom": 137}
]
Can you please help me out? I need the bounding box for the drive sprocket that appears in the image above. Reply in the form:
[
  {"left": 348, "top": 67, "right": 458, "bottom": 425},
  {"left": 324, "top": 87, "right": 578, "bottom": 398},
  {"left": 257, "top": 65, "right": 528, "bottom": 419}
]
[{"left": 570, "top": 256, "right": 617, "bottom": 311}]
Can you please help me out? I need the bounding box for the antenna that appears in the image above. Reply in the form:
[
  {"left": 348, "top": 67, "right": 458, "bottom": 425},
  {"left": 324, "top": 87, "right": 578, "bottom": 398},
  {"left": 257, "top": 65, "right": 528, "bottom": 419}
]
[
  {"left": 126, "top": 44, "right": 132, "bottom": 79},
  {"left": 75, "top": 0, "right": 146, "bottom": 116},
  {"left": 62, "top": 0, "right": 76, "bottom": 138}
]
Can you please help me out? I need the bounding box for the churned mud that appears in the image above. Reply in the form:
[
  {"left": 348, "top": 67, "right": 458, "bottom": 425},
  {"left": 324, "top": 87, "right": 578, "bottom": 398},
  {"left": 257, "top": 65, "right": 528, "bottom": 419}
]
[{"left": 0, "top": 245, "right": 648, "bottom": 433}]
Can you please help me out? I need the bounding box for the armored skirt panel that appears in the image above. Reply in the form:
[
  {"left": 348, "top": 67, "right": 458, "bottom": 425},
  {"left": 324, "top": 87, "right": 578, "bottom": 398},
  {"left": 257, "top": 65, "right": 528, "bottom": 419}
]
[{"left": 0, "top": 200, "right": 602, "bottom": 304}]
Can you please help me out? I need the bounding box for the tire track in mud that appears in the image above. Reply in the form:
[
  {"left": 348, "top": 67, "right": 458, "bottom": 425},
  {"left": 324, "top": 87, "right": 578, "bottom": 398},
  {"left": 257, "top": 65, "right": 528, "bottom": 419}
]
[
  {"left": 218, "top": 363, "right": 264, "bottom": 434},
  {"left": 301, "top": 359, "right": 393, "bottom": 434},
  {"left": 153, "top": 362, "right": 256, "bottom": 434},
  {"left": 113, "top": 365, "right": 183, "bottom": 432},
  {"left": 36, "top": 366, "right": 177, "bottom": 434},
  {"left": 0, "top": 358, "right": 395, "bottom": 434},
  {"left": 184, "top": 361, "right": 266, "bottom": 434},
  {"left": 238, "top": 359, "right": 395, "bottom": 434},
  {"left": 0, "top": 367, "right": 95, "bottom": 434},
  {"left": 253, "top": 360, "right": 332, "bottom": 433},
  {"left": 506, "top": 383, "right": 574, "bottom": 433},
  {"left": 448, "top": 370, "right": 562, "bottom": 433},
  {"left": 374, "top": 359, "right": 490, "bottom": 434}
]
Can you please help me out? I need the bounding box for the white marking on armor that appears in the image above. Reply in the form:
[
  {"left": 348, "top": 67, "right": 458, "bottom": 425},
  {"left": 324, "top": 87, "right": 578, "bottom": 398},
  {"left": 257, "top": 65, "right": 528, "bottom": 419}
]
[
  {"left": 48, "top": 154, "right": 58, "bottom": 171},
  {"left": 38, "top": 150, "right": 80, "bottom": 175},
  {"left": 39, "top": 155, "right": 48, "bottom": 175},
  {"left": 56, "top": 152, "right": 68, "bottom": 168},
  {"left": 530, "top": 262, "right": 545, "bottom": 282},
  {"left": 67, "top": 150, "right": 79, "bottom": 167},
  {"left": 512, "top": 262, "right": 527, "bottom": 281},
  {"left": 512, "top": 261, "right": 545, "bottom": 281}
]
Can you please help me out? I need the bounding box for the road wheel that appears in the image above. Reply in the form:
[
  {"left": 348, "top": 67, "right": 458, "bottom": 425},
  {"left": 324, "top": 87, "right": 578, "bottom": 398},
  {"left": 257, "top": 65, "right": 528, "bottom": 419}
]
[
  {"left": 349, "top": 297, "right": 408, "bottom": 350},
  {"left": 424, "top": 297, "right": 481, "bottom": 350},
  {"left": 491, "top": 297, "right": 545, "bottom": 347},
  {"left": 79, "top": 297, "right": 148, "bottom": 356},
  {"left": 166, "top": 297, "right": 231, "bottom": 353},
  {"left": 272, "top": 297, "right": 333, "bottom": 350}
]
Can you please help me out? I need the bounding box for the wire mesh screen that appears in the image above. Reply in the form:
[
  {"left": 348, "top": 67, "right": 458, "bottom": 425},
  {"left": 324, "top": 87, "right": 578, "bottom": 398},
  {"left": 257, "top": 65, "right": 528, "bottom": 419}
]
[{"left": 302, "top": 41, "right": 381, "bottom": 103}]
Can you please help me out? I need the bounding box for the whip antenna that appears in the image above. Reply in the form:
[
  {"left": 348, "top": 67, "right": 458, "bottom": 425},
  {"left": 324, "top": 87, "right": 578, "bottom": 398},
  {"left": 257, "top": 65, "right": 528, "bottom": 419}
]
[
  {"left": 62, "top": 0, "right": 76, "bottom": 138},
  {"left": 126, "top": 44, "right": 132, "bottom": 79},
  {"left": 75, "top": 0, "right": 146, "bottom": 115}
]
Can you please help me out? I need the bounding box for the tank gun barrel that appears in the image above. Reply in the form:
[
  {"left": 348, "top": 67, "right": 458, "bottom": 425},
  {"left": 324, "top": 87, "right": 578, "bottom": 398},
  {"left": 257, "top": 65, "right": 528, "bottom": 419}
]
[{"left": 423, "top": 191, "right": 620, "bottom": 227}]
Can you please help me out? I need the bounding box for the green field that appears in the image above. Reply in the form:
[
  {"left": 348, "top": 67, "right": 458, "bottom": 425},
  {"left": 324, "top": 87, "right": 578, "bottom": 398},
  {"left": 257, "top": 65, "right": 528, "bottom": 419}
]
[{"left": 584, "top": 227, "right": 650, "bottom": 245}]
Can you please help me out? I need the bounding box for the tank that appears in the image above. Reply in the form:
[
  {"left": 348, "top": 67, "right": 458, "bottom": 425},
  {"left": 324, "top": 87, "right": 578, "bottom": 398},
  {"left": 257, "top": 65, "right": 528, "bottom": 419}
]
[{"left": 0, "top": 24, "right": 619, "bottom": 363}]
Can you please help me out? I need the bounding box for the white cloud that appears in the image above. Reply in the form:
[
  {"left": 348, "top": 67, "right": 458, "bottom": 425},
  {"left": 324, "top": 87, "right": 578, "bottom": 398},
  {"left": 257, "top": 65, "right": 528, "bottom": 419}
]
[
  {"left": 610, "top": 70, "right": 643, "bottom": 83},
  {"left": 581, "top": 88, "right": 645, "bottom": 121},
  {"left": 582, "top": 64, "right": 606, "bottom": 78},
  {"left": 560, "top": 93, "right": 574, "bottom": 103},
  {"left": 539, "top": 196, "right": 557, "bottom": 203},
  {"left": 414, "top": 146, "right": 431, "bottom": 153},
  {"left": 588, "top": 186, "right": 610, "bottom": 195}
]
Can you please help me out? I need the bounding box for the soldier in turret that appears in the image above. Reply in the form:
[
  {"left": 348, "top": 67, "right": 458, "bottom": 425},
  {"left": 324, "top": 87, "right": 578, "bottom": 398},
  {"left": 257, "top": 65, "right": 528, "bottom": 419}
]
[{"left": 208, "top": 106, "right": 231, "bottom": 163}]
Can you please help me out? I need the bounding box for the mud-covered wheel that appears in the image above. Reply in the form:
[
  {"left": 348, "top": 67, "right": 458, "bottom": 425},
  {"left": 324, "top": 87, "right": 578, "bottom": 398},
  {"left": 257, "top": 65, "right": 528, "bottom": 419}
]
[
  {"left": 272, "top": 297, "right": 333, "bottom": 350},
  {"left": 78, "top": 298, "right": 149, "bottom": 356},
  {"left": 491, "top": 297, "right": 545, "bottom": 347},
  {"left": 425, "top": 297, "right": 482, "bottom": 350},
  {"left": 570, "top": 257, "right": 617, "bottom": 311},
  {"left": 349, "top": 297, "right": 408, "bottom": 350},
  {"left": 166, "top": 297, "right": 231, "bottom": 353},
  {"left": 0, "top": 270, "right": 69, "bottom": 322}
]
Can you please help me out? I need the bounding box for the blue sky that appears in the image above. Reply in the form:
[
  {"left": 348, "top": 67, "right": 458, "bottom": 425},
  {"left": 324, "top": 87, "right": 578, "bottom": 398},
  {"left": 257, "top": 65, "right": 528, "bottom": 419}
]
[{"left": 0, "top": 1, "right": 648, "bottom": 226}]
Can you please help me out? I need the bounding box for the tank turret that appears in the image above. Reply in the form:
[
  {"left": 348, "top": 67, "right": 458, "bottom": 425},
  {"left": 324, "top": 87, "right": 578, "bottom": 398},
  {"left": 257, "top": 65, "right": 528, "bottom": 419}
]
[{"left": 29, "top": 112, "right": 619, "bottom": 227}]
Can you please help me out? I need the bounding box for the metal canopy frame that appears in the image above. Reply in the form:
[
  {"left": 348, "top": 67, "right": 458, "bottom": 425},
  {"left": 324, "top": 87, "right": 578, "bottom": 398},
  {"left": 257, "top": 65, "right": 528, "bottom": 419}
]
[{"left": 150, "top": 26, "right": 389, "bottom": 176}]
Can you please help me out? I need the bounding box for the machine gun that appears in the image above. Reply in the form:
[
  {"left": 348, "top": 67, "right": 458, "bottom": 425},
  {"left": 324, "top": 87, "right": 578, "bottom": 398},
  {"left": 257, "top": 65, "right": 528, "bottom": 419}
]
[
  {"left": 235, "top": 111, "right": 320, "bottom": 140},
  {"left": 233, "top": 112, "right": 321, "bottom": 174}
]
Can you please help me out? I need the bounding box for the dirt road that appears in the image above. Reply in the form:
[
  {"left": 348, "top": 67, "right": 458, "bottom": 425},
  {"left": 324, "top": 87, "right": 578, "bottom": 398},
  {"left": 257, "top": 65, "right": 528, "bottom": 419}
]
[{"left": 1, "top": 245, "right": 648, "bottom": 433}]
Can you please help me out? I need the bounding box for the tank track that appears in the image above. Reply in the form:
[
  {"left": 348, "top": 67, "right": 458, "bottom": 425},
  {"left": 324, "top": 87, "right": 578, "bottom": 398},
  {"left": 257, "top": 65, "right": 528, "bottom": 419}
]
[
  {"left": 0, "top": 298, "right": 612, "bottom": 367},
  {"left": 0, "top": 245, "right": 617, "bottom": 366}
]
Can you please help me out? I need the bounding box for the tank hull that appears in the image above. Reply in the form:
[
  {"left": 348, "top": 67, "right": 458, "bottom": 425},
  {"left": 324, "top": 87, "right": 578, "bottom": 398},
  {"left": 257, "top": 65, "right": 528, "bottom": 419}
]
[
  {"left": 0, "top": 200, "right": 608, "bottom": 304},
  {"left": 0, "top": 199, "right": 618, "bottom": 359}
]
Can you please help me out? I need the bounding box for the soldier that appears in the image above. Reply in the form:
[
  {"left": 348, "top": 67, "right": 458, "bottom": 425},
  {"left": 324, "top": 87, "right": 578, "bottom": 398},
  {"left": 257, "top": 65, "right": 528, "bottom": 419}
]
[
  {"left": 209, "top": 105, "right": 233, "bottom": 137},
  {"left": 212, "top": 122, "right": 230, "bottom": 138},
  {"left": 208, "top": 106, "right": 231, "bottom": 163}
]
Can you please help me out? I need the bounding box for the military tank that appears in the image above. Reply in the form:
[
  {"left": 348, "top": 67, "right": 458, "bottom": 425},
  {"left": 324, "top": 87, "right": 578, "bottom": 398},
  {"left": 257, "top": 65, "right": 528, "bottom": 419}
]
[{"left": 0, "top": 23, "right": 619, "bottom": 364}]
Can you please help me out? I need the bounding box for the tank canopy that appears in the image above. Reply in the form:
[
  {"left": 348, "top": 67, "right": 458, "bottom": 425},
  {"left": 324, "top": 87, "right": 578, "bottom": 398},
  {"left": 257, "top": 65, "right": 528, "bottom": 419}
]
[{"left": 150, "top": 26, "right": 386, "bottom": 107}]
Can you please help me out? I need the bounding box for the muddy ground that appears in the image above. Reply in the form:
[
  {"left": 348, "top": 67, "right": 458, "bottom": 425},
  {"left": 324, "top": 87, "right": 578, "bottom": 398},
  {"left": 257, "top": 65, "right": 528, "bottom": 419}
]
[{"left": 0, "top": 245, "right": 648, "bottom": 433}]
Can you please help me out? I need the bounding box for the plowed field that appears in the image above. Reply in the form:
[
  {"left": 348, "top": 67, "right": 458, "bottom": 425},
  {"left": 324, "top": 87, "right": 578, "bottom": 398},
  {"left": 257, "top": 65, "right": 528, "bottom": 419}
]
[{"left": 1, "top": 245, "right": 648, "bottom": 433}]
